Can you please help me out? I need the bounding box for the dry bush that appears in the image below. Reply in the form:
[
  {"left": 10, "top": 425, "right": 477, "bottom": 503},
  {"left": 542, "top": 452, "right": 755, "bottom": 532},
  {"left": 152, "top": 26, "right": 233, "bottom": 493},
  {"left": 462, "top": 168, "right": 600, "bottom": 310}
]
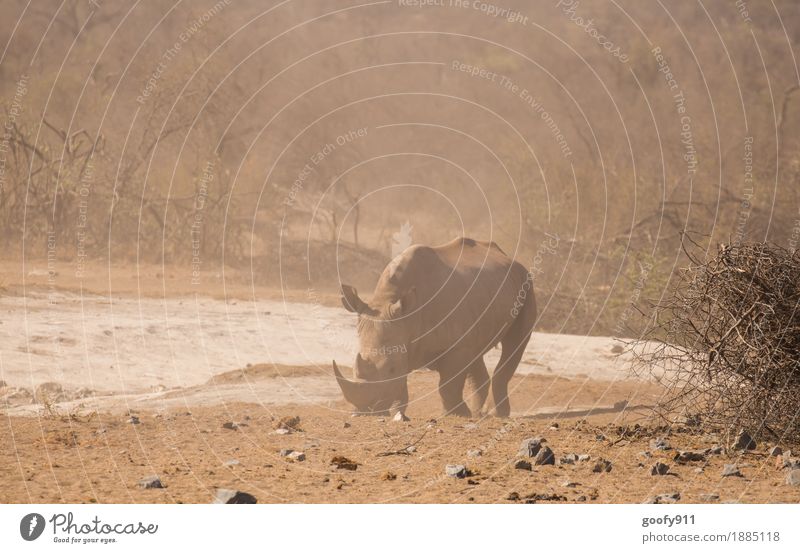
[{"left": 635, "top": 240, "right": 800, "bottom": 442}]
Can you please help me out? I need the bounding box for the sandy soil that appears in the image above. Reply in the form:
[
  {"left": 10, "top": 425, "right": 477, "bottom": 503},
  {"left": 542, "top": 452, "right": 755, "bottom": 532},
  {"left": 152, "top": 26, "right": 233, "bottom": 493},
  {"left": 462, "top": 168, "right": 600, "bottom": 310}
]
[
  {"left": 1, "top": 261, "right": 797, "bottom": 503},
  {"left": 1, "top": 368, "right": 796, "bottom": 504}
]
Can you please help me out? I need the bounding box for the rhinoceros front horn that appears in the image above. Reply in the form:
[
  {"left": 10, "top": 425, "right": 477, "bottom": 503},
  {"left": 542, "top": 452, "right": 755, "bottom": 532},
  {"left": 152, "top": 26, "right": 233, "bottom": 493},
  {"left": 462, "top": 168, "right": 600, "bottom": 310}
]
[{"left": 332, "top": 360, "right": 374, "bottom": 409}]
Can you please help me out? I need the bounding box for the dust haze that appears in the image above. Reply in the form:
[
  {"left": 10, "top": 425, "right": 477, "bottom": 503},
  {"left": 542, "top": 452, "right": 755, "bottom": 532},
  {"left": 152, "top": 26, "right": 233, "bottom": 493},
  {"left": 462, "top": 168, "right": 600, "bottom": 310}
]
[{"left": 1, "top": 0, "right": 799, "bottom": 504}]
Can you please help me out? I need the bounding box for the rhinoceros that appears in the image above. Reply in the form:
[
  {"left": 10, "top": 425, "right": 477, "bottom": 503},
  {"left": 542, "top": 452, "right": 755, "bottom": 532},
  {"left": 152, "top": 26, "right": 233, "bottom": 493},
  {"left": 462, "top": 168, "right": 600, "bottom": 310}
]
[{"left": 333, "top": 237, "right": 536, "bottom": 417}]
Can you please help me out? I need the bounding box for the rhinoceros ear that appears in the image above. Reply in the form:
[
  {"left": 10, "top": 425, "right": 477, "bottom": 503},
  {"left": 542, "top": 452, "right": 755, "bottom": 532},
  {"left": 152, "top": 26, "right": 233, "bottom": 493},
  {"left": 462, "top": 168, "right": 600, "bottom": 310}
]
[
  {"left": 341, "top": 284, "right": 369, "bottom": 314},
  {"left": 388, "top": 287, "right": 416, "bottom": 319}
]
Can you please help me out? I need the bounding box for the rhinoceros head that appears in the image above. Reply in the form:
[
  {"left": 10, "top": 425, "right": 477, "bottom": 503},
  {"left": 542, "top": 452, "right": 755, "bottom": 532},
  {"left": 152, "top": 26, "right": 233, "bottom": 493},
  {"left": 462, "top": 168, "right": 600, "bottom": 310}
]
[{"left": 333, "top": 284, "right": 414, "bottom": 415}]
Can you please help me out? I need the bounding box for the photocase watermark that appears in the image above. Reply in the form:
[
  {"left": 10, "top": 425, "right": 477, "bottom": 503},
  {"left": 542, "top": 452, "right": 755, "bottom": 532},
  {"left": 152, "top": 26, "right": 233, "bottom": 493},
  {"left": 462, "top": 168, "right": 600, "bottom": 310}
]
[
  {"left": 512, "top": 233, "right": 559, "bottom": 317},
  {"left": 190, "top": 160, "right": 214, "bottom": 285},
  {"left": 451, "top": 60, "right": 573, "bottom": 158},
  {"left": 397, "top": 0, "right": 529, "bottom": 24},
  {"left": 732, "top": 136, "right": 754, "bottom": 245},
  {"left": 20, "top": 513, "right": 45, "bottom": 541},
  {"left": 47, "top": 228, "right": 58, "bottom": 306},
  {"left": 283, "top": 127, "right": 369, "bottom": 208},
  {"left": 75, "top": 158, "right": 95, "bottom": 279},
  {"left": 137, "top": 0, "right": 231, "bottom": 105},
  {"left": 735, "top": 0, "right": 752, "bottom": 25},
  {"left": 0, "top": 73, "right": 29, "bottom": 196},
  {"left": 19, "top": 511, "right": 159, "bottom": 544},
  {"left": 555, "top": 0, "right": 629, "bottom": 63},
  {"left": 652, "top": 46, "right": 698, "bottom": 176}
]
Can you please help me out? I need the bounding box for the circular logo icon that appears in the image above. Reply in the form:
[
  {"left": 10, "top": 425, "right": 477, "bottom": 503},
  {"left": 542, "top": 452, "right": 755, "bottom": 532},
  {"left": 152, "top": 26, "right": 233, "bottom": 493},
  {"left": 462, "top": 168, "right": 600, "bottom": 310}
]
[{"left": 20, "top": 513, "right": 45, "bottom": 541}]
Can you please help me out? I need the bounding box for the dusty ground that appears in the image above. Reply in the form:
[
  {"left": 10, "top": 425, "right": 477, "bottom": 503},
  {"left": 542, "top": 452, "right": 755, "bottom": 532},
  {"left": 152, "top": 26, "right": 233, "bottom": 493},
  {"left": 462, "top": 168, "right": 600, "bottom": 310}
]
[
  {"left": 2, "top": 259, "right": 799, "bottom": 504},
  {"left": 2, "top": 367, "right": 798, "bottom": 504}
]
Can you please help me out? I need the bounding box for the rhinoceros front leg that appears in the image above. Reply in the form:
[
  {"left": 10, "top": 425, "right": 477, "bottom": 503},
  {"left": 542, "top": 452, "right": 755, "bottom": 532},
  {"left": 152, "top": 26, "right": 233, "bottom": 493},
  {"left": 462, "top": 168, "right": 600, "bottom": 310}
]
[{"left": 437, "top": 365, "right": 471, "bottom": 417}]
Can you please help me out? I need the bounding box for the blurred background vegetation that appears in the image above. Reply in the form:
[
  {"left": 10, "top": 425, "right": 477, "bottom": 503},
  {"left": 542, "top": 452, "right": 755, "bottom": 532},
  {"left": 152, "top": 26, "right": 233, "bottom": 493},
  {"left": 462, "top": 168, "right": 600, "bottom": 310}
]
[{"left": 1, "top": 0, "right": 798, "bottom": 336}]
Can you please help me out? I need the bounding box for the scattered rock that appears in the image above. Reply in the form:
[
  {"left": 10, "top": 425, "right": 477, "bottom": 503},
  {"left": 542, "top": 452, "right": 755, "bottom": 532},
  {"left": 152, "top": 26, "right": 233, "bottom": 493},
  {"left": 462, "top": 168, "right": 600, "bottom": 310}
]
[
  {"left": 561, "top": 480, "right": 579, "bottom": 488},
  {"left": 699, "top": 493, "right": 720, "bottom": 502},
  {"left": 559, "top": 454, "right": 578, "bottom": 465},
  {"left": 507, "top": 491, "right": 520, "bottom": 501},
  {"left": 674, "top": 450, "right": 706, "bottom": 463},
  {"left": 214, "top": 489, "right": 257, "bottom": 504},
  {"left": 722, "top": 464, "right": 742, "bottom": 477},
  {"left": 287, "top": 451, "right": 306, "bottom": 462},
  {"left": 330, "top": 456, "right": 358, "bottom": 470},
  {"left": 138, "top": 476, "right": 163, "bottom": 489},
  {"left": 463, "top": 422, "right": 479, "bottom": 430},
  {"left": 405, "top": 445, "right": 417, "bottom": 453},
  {"left": 381, "top": 471, "right": 397, "bottom": 481},
  {"left": 769, "top": 446, "right": 783, "bottom": 457},
  {"left": 577, "top": 454, "right": 591, "bottom": 462},
  {"left": 785, "top": 470, "right": 800, "bottom": 487},
  {"left": 392, "top": 412, "right": 410, "bottom": 422},
  {"left": 533, "top": 446, "right": 555, "bottom": 466},
  {"left": 651, "top": 462, "right": 670, "bottom": 476},
  {"left": 127, "top": 416, "right": 140, "bottom": 425},
  {"left": 279, "top": 448, "right": 294, "bottom": 457},
  {"left": 275, "top": 416, "right": 301, "bottom": 431},
  {"left": 514, "top": 460, "right": 532, "bottom": 471},
  {"left": 647, "top": 492, "right": 680, "bottom": 504},
  {"left": 611, "top": 344, "right": 624, "bottom": 354},
  {"left": 467, "top": 449, "right": 482, "bottom": 458},
  {"left": 705, "top": 445, "right": 724, "bottom": 455},
  {"left": 781, "top": 457, "right": 800, "bottom": 470},
  {"left": 550, "top": 422, "right": 560, "bottom": 430},
  {"left": 435, "top": 428, "right": 444, "bottom": 434},
  {"left": 342, "top": 422, "right": 351, "bottom": 428},
  {"left": 274, "top": 428, "right": 291, "bottom": 435},
  {"left": 222, "top": 422, "right": 238, "bottom": 431},
  {"left": 592, "top": 459, "right": 613, "bottom": 473},
  {"left": 445, "top": 464, "right": 469, "bottom": 478},
  {"left": 733, "top": 430, "right": 756, "bottom": 451},
  {"left": 223, "top": 459, "right": 240, "bottom": 467},
  {"left": 519, "top": 437, "right": 546, "bottom": 458},
  {"left": 649, "top": 437, "right": 671, "bottom": 451}
]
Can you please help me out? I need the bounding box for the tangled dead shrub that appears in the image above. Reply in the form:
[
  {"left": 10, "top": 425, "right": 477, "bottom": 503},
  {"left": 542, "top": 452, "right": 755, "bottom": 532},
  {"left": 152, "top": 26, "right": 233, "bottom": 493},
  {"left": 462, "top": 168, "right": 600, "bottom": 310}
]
[{"left": 635, "top": 241, "right": 800, "bottom": 442}]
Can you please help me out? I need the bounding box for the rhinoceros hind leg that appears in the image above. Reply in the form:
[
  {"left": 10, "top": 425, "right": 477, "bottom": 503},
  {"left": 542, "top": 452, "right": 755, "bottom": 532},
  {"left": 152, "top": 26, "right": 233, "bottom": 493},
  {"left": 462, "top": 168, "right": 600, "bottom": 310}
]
[
  {"left": 491, "top": 339, "right": 529, "bottom": 417},
  {"left": 465, "top": 358, "right": 490, "bottom": 416}
]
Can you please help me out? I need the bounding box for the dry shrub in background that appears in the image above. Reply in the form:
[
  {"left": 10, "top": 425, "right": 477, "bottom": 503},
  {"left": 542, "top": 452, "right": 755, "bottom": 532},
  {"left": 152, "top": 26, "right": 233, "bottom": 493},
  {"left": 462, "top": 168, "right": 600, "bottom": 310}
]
[{"left": 635, "top": 240, "right": 800, "bottom": 442}]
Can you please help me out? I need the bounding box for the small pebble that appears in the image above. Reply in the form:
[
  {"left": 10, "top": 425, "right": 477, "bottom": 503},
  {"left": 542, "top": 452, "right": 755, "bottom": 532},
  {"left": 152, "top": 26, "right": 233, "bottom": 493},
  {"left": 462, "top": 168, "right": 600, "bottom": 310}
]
[
  {"left": 785, "top": 469, "right": 800, "bottom": 487},
  {"left": 445, "top": 464, "right": 468, "bottom": 478},
  {"left": 722, "top": 464, "right": 742, "bottom": 477},
  {"left": 214, "top": 489, "right": 257, "bottom": 504},
  {"left": 733, "top": 430, "right": 756, "bottom": 451},
  {"left": 138, "top": 475, "right": 163, "bottom": 489},
  {"left": 533, "top": 446, "right": 555, "bottom": 466},
  {"left": 651, "top": 462, "right": 670, "bottom": 476},
  {"left": 514, "top": 459, "right": 532, "bottom": 471},
  {"left": 592, "top": 459, "right": 613, "bottom": 473}
]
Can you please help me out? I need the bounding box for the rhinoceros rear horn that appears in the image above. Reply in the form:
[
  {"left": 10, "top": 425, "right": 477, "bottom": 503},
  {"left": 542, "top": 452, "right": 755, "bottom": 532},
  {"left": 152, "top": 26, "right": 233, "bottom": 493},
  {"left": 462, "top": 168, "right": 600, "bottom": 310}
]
[{"left": 333, "top": 360, "right": 375, "bottom": 409}]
